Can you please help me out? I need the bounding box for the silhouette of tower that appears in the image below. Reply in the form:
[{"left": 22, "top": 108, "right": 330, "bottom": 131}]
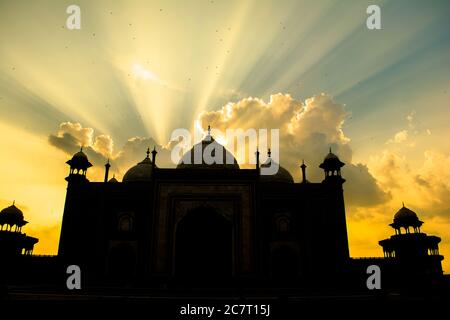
[
  {"left": 379, "top": 204, "right": 443, "bottom": 275},
  {"left": 65, "top": 147, "right": 93, "bottom": 183},
  {"left": 59, "top": 148, "right": 93, "bottom": 260},
  {"left": 317, "top": 149, "right": 349, "bottom": 271},
  {"left": 319, "top": 147, "right": 345, "bottom": 183},
  {"left": 0, "top": 201, "right": 38, "bottom": 256}
]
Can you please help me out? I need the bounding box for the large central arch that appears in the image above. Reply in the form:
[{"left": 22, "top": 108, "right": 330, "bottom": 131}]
[{"left": 174, "top": 206, "right": 232, "bottom": 284}]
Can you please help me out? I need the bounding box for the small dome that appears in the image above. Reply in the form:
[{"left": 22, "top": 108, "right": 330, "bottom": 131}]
[
  {"left": 177, "top": 134, "right": 239, "bottom": 169},
  {"left": 260, "top": 159, "right": 294, "bottom": 183},
  {"left": 123, "top": 149, "right": 155, "bottom": 182},
  {"left": 108, "top": 176, "right": 119, "bottom": 183},
  {"left": 73, "top": 150, "right": 88, "bottom": 160},
  {"left": 325, "top": 152, "right": 339, "bottom": 160},
  {"left": 319, "top": 148, "right": 345, "bottom": 170},
  {"left": 0, "top": 202, "right": 27, "bottom": 226},
  {"left": 66, "top": 147, "right": 92, "bottom": 169},
  {"left": 391, "top": 204, "right": 423, "bottom": 229}
]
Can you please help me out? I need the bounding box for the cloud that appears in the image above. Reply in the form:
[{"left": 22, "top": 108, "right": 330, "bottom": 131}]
[
  {"left": 93, "top": 135, "right": 114, "bottom": 158},
  {"left": 385, "top": 110, "right": 428, "bottom": 145},
  {"left": 48, "top": 122, "right": 108, "bottom": 168},
  {"left": 48, "top": 122, "right": 175, "bottom": 181},
  {"left": 387, "top": 130, "right": 408, "bottom": 144},
  {"left": 199, "top": 93, "right": 389, "bottom": 208},
  {"left": 369, "top": 149, "right": 450, "bottom": 221},
  {"left": 58, "top": 122, "right": 93, "bottom": 147}
]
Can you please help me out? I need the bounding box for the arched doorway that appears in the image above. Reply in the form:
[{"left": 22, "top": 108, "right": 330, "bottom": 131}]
[{"left": 175, "top": 206, "right": 232, "bottom": 284}]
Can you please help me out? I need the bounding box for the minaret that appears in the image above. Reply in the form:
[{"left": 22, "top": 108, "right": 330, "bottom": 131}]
[
  {"left": 104, "top": 159, "right": 111, "bottom": 183},
  {"left": 151, "top": 146, "right": 157, "bottom": 177},
  {"left": 300, "top": 159, "right": 307, "bottom": 183},
  {"left": 59, "top": 147, "right": 92, "bottom": 259},
  {"left": 317, "top": 148, "right": 350, "bottom": 269},
  {"left": 255, "top": 147, "right": 260, "bottom": 170}
]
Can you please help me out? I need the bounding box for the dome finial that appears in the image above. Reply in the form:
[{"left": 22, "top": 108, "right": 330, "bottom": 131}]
[
  {"left": 207, "top": 125, "right": 211, "bottom": 136},
  {"left": 402, "top": 201, "right": 405, "bottom": 208},
  {"left": 80, "top": 146, "right": 83, "bottom": 152},
  {"left": 267, "top": 148, "right": 271, "bottom": 158},
  {"left": 13, "top": 200, "right": 15, "bottom": 206},
  {"left": 146, "top": 147, "right": 150, "bottom": 158},
  {"left": 329, "top": 146, "right": 332, "bottom": 154}
]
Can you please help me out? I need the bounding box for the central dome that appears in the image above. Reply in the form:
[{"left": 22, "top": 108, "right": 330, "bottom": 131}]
[{"left": 177, "top": 134, "right": 239, "bottom": 169}]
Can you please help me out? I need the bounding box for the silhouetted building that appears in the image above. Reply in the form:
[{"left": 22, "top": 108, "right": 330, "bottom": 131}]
[
  {"left": 58, "top": 132, "right": 350, "bottom": 286},
  {"left": 0, "top": 202, "right": 38, "bottom": 257},
  {"left": 379, "top": 204, "right": 443, "bottom": 276},
  {"left": 1, "top": 131, "right": 445, "bottom": 292}
]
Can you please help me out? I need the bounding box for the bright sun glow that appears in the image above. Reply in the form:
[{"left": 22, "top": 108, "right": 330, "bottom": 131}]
[{"left": 132, "top": 64, "right": 159, "bottom": 82}]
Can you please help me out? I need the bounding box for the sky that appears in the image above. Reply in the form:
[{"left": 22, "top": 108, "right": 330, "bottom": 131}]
[{"left": 0, "top": 0, "right": 450, "bottom": 272}]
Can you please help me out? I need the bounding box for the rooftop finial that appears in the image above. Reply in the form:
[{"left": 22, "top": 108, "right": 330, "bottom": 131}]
[
  {"left": 207, "top": 125, "right": 211, "bottom": 136},
  {"left": 402, "top": 201, "right": 405, "bottom": 207},
  {"left": 80, "top": 146, "right": 83, "bottom": 152},
  {"left": 146, "top": 147, "right": 150, "bottom": 158},
  {"left": 13, "top": 200, "right": 15, "bottom": 206},
  {"left": 329, "top": 146, "right": 332, "bottom": 154},
  {"left": 267, "top": 148, "right": 271, "bottom": 158}
]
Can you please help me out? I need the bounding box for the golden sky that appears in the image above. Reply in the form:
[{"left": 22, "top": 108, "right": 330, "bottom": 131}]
[{"left": 0, "top": 0, "right": 449, "bottom": 272}]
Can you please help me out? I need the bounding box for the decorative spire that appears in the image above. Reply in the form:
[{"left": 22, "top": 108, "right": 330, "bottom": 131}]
[
  {"left": 301, "top": 160, "right": 307, "bottom": 183},
  {"left": 255, "top": 147, "right": 260, "bottom": 169},
  {"left": 329, "top": 146, "right": 332, "bottom": 153},
  {"left": 267, "top": 148, "right": 271, "bottom": 158},
  {"left": 151, "top": 146, "right": 157, "bottom": 165},
  {"left": 402, "top": 201, "right": 405, "bottom": 208},
  {"left": 12, "top": 200, "right": 15, "bottom": 206},
  {"left": 80, "top": 146, "right": 83, "bottom": 152},
  {"left": 301, "top": 159, "right": 306, "bottom": 168},
  {"left": 104, "top": 158, "right": 111, "bottom": 182},
  {"left": 207, "top": 125, "right": 211, "bottom": 136},
  {"left": 146, "top": 147, "right": 150, "bottom": 158}
]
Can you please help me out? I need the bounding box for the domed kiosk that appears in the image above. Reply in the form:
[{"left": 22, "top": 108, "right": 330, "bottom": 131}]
[
  {"left": 0, "top": 201, "right": 38, "bottom": 256},
  {"left": 379, "top": 204, "right": 443, "bottom": 275}
]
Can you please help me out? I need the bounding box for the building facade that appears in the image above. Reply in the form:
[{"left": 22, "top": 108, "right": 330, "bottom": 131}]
[{"left": 58, "top": 133, "right": 350, "bottom": 286}]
